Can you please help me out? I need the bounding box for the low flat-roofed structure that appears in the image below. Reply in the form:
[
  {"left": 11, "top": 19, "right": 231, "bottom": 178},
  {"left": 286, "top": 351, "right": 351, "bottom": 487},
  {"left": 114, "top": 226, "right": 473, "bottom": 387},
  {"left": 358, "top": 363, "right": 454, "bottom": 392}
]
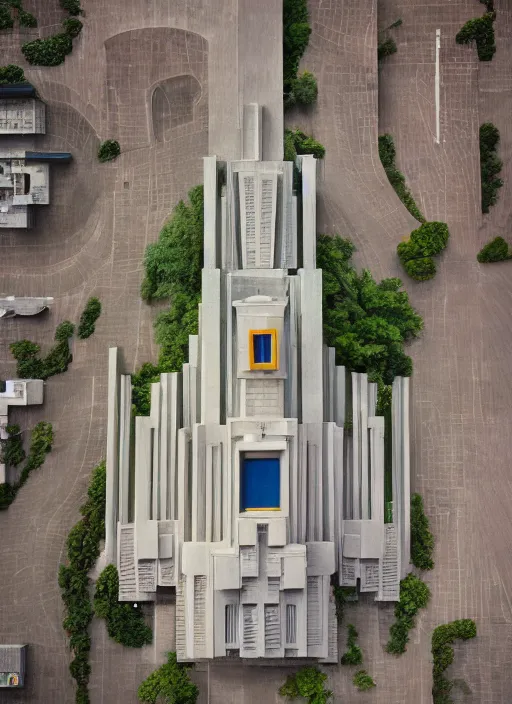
[
  {"left": 0, "top": 152, "right": 49, "bottom": 228},
  {"left": 0, "top": 296, "right": 54, "bottom": 318},
  {"left": 0, "top": 98, "right": 45, "bottom": 135},
  {"left": 0, "top": 645, "right": 27, "bottom": 687}
]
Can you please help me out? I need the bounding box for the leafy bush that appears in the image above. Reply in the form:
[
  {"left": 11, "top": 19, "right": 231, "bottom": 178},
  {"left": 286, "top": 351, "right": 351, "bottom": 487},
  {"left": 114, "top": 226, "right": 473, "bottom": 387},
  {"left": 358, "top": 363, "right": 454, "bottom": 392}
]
[
  {"left": 386, "top": 573, "right": 431, "bottom": 654},
  {"left": 456, "top": 11, "right": 496, "bottom": 61},
  {"left": 289, "top": 70, "right": 318, "bottom": 106},
  {"left": 134, "top": 187, "right": 204, "bottom": 415},
  {"left": 477, "top": 236, "right": 510, "bottom": 263},
  {"left": 279, "top": 667, "right": 332, "bottom": 703},
  {"left": 0, "top": 5, "right": 13, "bottom": 29},
  {"left": 138, "top": 652, "right": 199, "bottom": 704},
  {"left": 353, "top": 671, "right": 376, "bottom": 691},
  {"left": 332, "top": 583, "right": 357, "bottom": 623},
  {"left": 397, "top": 222, "right": 450, "bottom": 281},
  {"left": 378, "top": 134, "right": 425, "bottom": 223},
  {"left": 94, "top": 564, "right": 152, "bottom": 647},
  {"left": 378, "top": 37, "right": 397, "bottom": 61},
  {"left": 404, "top": 257, "right": 436, "bottom": 281},
  {"left": 283, "top": 0, "right": 311, "bottom": 97},
  {"left": 77, "top": 297, "right": 101, "bottom": 339},
  {"left": 60, "top": 0, "right": 82, "bottom": 14},
  {"left": 59, "top": 461, "right": 106, "bottom": 704},
  {"left": 11, "top": 335, "right": 72, "bottom": 380},
  {"left": 341, "top": 624, "right": 363, "bottom": 665},
  {"left": 63, "top": 17, "right": 82, "bottom": 37},
  {"left": 432, "top": 620, "right": 477, "bottom": 703},
  {"left": 318, "top": 234, "right": 423, "bottom": 386},
  {"left": 0, "top": 424, "right": 25, "bottom": 468},
  {"left": 411, "top": 493, "right": 435, "bottom": 570},
  {"left": 285, "top": 128, "right": 325, "bottom": 159},
  {"left": 141, "top": 186, "right": 203, "bottom": 302},
  {"left": 18, "top": 9, "right": 37, "bottom": 27},
  {"left": 0, "top": 64, "right": 25, "bottom": 83},
  {"left": 55, "top": 320, "right": 75, "bottom": 342},
  {"left": 98, "top": 139, "right": 120, "bottom": 163},
  {"left": 22, "top": 32, "right": 73, "bottom": 66},
  {"left": 480, "top": 123, "right": 503, "bottom": 213},
  {"left": 0, "top": 421, "right": 53, "bottom": 510}
]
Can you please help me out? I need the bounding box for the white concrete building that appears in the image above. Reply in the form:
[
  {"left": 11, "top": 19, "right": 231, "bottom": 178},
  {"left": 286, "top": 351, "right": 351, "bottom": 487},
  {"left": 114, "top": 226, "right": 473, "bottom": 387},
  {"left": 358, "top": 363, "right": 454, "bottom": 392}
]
[
  {"left": 105, "top": 106, "right": 411, "bottom": 661},
  {"left": 0, "top": 98, "right": 45, "bottom": 135}
]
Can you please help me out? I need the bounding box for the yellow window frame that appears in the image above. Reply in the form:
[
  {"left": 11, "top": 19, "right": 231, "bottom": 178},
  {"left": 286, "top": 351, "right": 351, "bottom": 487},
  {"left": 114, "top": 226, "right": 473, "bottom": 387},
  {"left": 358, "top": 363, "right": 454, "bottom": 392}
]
[{"left": 249, "top": 329, "right": 278, "bottom": 370}]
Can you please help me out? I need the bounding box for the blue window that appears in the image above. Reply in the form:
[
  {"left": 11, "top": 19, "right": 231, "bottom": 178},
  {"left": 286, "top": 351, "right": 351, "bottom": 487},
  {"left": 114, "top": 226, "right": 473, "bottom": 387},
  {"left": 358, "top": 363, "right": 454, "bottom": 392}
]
[
  {"left": 241, "top": 456, "right": 280, "bottom": 511},
  {"left": 253, "top": 333, "right": 272, "bottom": 364}
]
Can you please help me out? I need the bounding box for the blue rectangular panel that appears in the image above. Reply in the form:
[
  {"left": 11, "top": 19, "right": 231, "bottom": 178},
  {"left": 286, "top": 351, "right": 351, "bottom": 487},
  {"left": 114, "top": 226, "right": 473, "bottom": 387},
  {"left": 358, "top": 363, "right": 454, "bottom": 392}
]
[
  {"left": 253, "top": 333, "right": 272, "bottom": 364},
  {"left": 241, "top": 457, "right": 280, "bottom": 510}
]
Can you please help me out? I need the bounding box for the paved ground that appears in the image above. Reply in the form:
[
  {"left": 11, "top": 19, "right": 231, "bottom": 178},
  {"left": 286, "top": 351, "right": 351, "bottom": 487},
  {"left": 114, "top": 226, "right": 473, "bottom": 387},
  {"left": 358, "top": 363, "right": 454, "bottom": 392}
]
[{"left": 1, "top": 0, "right": 512, "bottom": 702}]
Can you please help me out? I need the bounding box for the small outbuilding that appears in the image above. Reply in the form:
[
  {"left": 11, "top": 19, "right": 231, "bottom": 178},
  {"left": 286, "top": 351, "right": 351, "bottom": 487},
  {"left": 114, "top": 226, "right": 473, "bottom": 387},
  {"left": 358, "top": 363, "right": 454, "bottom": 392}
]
[{"left": 0, "top": 645, "right": 27, "bottom": 687}]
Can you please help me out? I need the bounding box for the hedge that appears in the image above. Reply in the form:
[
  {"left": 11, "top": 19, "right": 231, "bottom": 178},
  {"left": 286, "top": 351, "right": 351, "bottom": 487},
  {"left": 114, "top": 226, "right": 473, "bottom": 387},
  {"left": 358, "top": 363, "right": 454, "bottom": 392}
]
[
  {"left": 432, "top": 620, "right": 477, "bottom": 703},
  {"left": 63, "top": 17, "right": 83, "bottom": 37},
  {"left": 10, "top": 326, "right": 73, "bottom": 380},
  {"left": 60, "top": 0, "right": 83, "bottom": 14},
  {"left": 22, "top": 33, "right": 73, "bottom": 66},
  {"left": 397, "top": 222, "right": 450, "bottom": 281},
  {"left": 0, "top": 421, "right": 53, "bottom": 510},
  {"left": 386, "top": 573, "right": 431, "bottom": 654},
  {"left": 378, "top": 134, "right": 425, "bottom": 223},
  {"left": 279, "top": 667, "right": 332, "bottom": 703},
  {"left": 480, "top": 123, "right": 503, "bottom": 213},
  {"left": 134, "top": 187, "right": 204, "bottom": 415},
  {"left": 411, "top": 493, "right": 435, "bottom": 570},
  {"left": 284, "top": 128, "right": 326, "bottom": 160},
  {"left": 0, "top": 4, "right": 13, "bottom": 29},
  {"left": 456, "top": 11, "right": 496, "bottom": 62},
  {"left": 18, "top": 9, "right": 37, "bottom": 27},
  {"left": 318, "top": 234, "right": 423, "bottom": 386},
  {"left": 94, "top": 564, "right": 152, "bottom": 648},
  {"left": 477, "top": 236, "right": 510, "bottom": 263},
  {"left": 287, "top": 70, "right": 318, "bottom": 107},
  {"left": 283, "top": 0, "right": 311, "bottom": 95},
  {"left": 0, "top": 64, "right": 25, "bottom": 83},
  {"left": 353, "top": 671, "right": 376, "bottom": 691},
  {"left": 378, "top": 37, "right": 397, "bottom": 61},
  {"left": 59, "top": 461, "right": 106, "bottom": 704},
  {"left": 341, "top": 623, "right": 363, "bottom": 665},
  {"left": 0, "top": 424, "right": 25, "bottom": 468},
  {"left": 138, "top": 652, "right": 199, "bottom": 704},
  {"left": 332, "top": 583, "right": 357, "bottom": 623},
  {"left": 98, "top": 139, "right": 120, "bottom": 163},
  {"left": 77, "top": 297, "right": 101, "bottom": 339},
  {"left": 55, "top": 320, "right": 75, "bottom": 342}
]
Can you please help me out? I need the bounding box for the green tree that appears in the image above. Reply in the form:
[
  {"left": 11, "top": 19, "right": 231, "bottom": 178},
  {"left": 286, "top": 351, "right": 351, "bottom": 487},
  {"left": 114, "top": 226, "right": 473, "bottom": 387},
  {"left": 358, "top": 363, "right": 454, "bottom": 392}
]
[
  {"left": 411, "top": 493, "right": 435, "bottom": 570},
  {"left": 138, "top": 652, "right": 199, "bottom": 704},
  {"left": 77, "top": 297, "right": 101, "bottom": 339},
  {"left": 353, "top": 671, "right": 376, "bottom": 691},
  {"left": 98, "top": 139, "right": 120, "bottom": 163},
  {"left": 387, "top": 573, "right": 431, "bottom": 654},
  {"left": 290, "top": 70, "right": 318, "bottom": 106},
  {"left": 279, "top": 667, "right": 332, "bottom": 703},
  {"left": 477, "top": 236, "right": 510, "bottom": 263}
]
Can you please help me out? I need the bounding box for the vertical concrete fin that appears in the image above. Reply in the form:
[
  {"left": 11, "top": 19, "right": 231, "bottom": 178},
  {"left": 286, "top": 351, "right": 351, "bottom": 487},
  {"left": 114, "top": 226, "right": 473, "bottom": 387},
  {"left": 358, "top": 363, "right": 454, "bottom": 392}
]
[
  {"left": 201, "top": 269, "right": 221, "bottom": 425},
  {"left": 203, "top": 156, "right": 218, "bottom": 268},
  {"left": 105, "top": 347, "right": 121, "bottom": 563},
  {"left": 300, "top": 155, "right": 317, "bottom": 269}
]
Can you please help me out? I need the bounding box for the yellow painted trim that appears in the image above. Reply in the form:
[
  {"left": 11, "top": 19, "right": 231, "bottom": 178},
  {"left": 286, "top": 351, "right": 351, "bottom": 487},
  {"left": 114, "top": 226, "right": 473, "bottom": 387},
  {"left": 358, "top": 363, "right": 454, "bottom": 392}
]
[
  {"left": 245, "top": 507, "right": 281, "bottom": 511},
  {"left": 249, "top": 328, "right": 278, "bottom": 370}
]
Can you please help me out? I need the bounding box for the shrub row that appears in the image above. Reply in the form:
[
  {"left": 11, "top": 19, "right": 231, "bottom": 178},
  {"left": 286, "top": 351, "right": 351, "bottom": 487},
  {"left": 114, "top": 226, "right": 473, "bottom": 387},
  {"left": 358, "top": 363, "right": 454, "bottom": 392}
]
[
  {"left": 285, "top": 70, "right": 318, "bottom": 108},
  {"left": 77, "top": 297, "right": 101, "bottom": 339},
  {"left": 98, "top": 139, "right": 120, "bottom": 163},
  {"left": 411, "top": 493, "right": 435, "bottom": 570},
  {"left": 386, "top": 573, "right": 431, "bottom": 654},
  {"left": 317, "top": 234, "right": 423, "bottom": 387},
  {"left": 341, "top": 623, "right": 363, "bottom": 665},
  {"left": 279, "top": 667, "right": 332, "bottom": 703},
  {"left": 378, "top": 134, "right": 425, "bottom": 223},
  {"left": 135, "top": 186, "right": 204, "bottom": 415},
  {"left": 432, "top": 619, "right": 477, "bottom": 703},
  {"left": 397, "top": 221, "right": 450, "bottom": 282},
  {"left": 94, "top": 564, "right": 152, "bottom": 648},
  {"left": 283, "top": 0, "right": 311, "bottom": 94},
  {"left": 58, "top": 461, "right": 106, "bottom": 704},
  {"left": 480, "top": 122, "right": 503, "bottom": 213},
  {"left": 138, "top": 652, "right": 199, "bottom": 704},
  {"left": 0, "top": 63, "right": 25, "bottom": 83},
  {"left": 477, "top": 236, "right": 511, "bottom": 263},
  {"left": 284, "top": 128, "right": 326, "bottom": 161},
  {"left": 353, "top": 670, "right": 376, "bottom": 691},
  {"left": 0, "top": 421, "right": 53, "bottom": 510},
  {"left": 21, "top": 0, "right": 83, "bottom": 66},
  {"left": 10, "top": 326, "right": 73, "bottom": 380},
  {"left": 0, "top": 423, "right": 25, "bottom": 468},
  {"left": 456, "top": 11, "right": 496, "bottom": 62},
  {"left": 332, "top": 583, "right": 357, "bottom": 623}
]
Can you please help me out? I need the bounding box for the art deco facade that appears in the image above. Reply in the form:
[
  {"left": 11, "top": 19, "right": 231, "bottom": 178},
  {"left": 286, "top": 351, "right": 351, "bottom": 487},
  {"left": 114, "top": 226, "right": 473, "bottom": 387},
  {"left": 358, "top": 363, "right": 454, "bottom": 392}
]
[{"left": 105, "top": 105, "right": 411, "bottom": 661}]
